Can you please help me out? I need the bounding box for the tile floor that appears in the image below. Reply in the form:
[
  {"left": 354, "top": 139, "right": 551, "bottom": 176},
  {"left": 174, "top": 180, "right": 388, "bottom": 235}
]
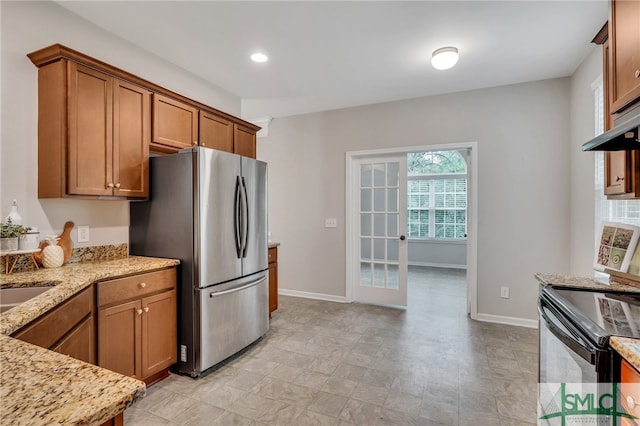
[{"left": 125, "top": 266, "right": 539, "bottom": 425}]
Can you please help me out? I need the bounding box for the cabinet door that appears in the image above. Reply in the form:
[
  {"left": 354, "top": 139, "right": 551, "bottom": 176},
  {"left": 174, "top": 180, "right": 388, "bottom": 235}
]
[
  {"left": 234, "top": 124, "right": 257, "bottom": 158},
  {"left": 199, "top": 111, "right": 233, "bottom": 152},
  {"left": 98, "top": 299, "right": 142, "bottom": 379},
  {"left": 269, "top": 262, "right": 278, "bottom": 316},
  {"left": 141, "top": 290, "right": 177, "bottom": 379},
  {"left": 113, "top": 80, "right": 150, "bottom": 198},
  {"left": 152, "top": 94, "right": 198, "bottom": 152},
  {"left": 67, "top": 63, "right": 113, "bottom": 196},
  {"left": 610, "top": 0, "right": 640, "bottom": 113},
  {"left": 51, "top": 315, "right": 96, "bottom": 364},
  {"left": 605, "top": 151, "right": 632, "bottom": 195}
]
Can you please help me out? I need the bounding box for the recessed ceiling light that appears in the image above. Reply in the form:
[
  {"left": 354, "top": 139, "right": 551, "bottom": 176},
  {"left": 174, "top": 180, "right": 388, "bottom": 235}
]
[
  {"left": 251, "top": 53, "right": 268, "bottom": 63},
  {"left": 431, "top": 47, "right": 459, "bottom": 70}
]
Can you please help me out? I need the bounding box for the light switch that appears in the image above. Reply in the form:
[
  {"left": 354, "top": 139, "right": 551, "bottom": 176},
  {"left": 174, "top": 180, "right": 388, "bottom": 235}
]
[{"left": 325, "top": 218, "right": 337, "bottom": 228}]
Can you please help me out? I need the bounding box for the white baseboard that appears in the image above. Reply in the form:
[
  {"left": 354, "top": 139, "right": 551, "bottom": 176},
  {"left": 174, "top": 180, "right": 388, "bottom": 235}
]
[
  {"left": 475, "top": 313, "right": 538, "bottom": 329},
  {"left": 278, "top": 288, "right": 348, "bottom": 303},
  {"left": 408, "top": 261, "right": 467, "bottom": 270}
]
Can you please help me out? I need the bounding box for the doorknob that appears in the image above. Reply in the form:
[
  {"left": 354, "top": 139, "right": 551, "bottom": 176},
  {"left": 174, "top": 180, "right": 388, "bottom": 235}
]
[{"left": 400, "top": 235, "right": 406, "bottom": 241}]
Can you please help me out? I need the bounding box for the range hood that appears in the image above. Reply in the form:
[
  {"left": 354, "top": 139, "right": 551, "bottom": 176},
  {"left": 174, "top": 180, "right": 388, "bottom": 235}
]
[{"left": 583, "top": 104, "right": 640, "bottom": 151}]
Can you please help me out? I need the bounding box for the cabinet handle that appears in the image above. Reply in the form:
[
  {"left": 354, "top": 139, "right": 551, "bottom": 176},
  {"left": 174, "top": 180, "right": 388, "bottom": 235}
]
[
  {"left": 193, "top": 141, "right": 198, "bottom": 146},
  {"left": 107, "top": 183, "right": 114, "bottom": 188},
  {"left": 139, "top": 282, "right": 147, "bottom": 288},
  {"left": 115, "top": 183, "right": 121, "bottom": 189},
  {"left": 136, "top": 308, "right": 143, "bottom": 315},
  {"left": 635, "top": 69, "right": 640, "bottom": 79},
  {"left": 627, "top": 395, "right": 636, "bottom": 409},
  {"left": 616, "top": 176, "right": 624, "bottom": 182},
  {"left": 144, "top": 307, "right": 149, "bottom": 313}
]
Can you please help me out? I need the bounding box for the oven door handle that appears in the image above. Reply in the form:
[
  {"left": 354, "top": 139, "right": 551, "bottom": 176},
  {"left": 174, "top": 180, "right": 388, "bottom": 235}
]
[{"left": 538, "top": 303, "right": 596, "bottom": 364}]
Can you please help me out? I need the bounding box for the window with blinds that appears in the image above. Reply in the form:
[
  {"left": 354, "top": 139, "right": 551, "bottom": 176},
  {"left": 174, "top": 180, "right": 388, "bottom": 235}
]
[{"left": 407, "top": 151, "right": 467, "bottom": 239}]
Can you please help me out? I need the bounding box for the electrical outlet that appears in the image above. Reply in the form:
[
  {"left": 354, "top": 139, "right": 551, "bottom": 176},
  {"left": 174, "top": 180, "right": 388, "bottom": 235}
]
[
  {"left": 325, "top": 218, "right": 337, "bottom": 228},
  {"left": 77, "top": 226, "right": 90, "bottom": 243},
  {"left": 500, "top": 286, "right": 510, "bottom": 299}
]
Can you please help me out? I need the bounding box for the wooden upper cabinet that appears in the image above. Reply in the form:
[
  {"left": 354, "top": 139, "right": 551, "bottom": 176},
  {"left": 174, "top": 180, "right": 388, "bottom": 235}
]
[
  {"left": 152, "top": 94, "right": 198, "bottom": 152},
  {"left": 113, "top": 80, "right": 150, "bottom": 198},
  {"left": 199, "top": 111, "right": 233, "bottom": 152},
  {"left": 234, "top": 124, "right": 257, "bottom": 158},
  {"left": 34, "top": 59, "right": 149, "bottom": 199},
  {"left": 609, "top": 0, "right": 640, "bottom": 113},
  {"left": 67, "top": 63, "right": 113, "bottom": 197}
]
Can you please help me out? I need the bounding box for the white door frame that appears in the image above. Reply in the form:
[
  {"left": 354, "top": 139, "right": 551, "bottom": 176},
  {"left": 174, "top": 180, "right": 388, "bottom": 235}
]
[{"left": 345, "top": 142, "right": 479, "bottom": 320}]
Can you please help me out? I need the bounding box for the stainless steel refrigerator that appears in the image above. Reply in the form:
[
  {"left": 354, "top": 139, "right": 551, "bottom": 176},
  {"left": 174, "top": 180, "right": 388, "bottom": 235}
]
[{"left": 130, "top": 147, "right": 269, "bottom": 377}]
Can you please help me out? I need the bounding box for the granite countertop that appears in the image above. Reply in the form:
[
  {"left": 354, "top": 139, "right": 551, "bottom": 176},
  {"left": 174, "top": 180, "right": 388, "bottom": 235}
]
[
  {"left": 0, "top": 334, "right": 145, "bottom": 425},
  {"left": 535, "top": 272, "right": 640, "bottom": 293},
  {"left": 0, "top": 256, "right": 179, "bottom": 425},
  {"left": 1, "top": 255, "right": 180, "bottom": 336},
  {"left": 611, "top": 336, "right": 640, "bottom": 371}
]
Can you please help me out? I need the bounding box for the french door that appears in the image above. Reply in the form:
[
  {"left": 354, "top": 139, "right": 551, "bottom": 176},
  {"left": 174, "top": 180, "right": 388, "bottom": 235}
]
[{"left": 352, "top": 155, "right": 408, "bottom": 307}]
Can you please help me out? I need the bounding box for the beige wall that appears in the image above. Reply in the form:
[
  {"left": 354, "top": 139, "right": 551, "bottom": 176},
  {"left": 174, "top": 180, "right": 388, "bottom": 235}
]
[
  {"left": 569, "top": 47, "right": 602, "bottom": 276},
  {"left": 0, "top": 1, "right": 239, "bottom": 243},
  {"left": 257, "top": 78, "right": 572, "bottom": 321}
]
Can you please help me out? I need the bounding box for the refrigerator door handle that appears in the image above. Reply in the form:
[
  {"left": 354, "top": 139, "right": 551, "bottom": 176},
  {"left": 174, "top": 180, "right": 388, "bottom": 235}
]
[
  {"left": 208, "top": 275, "right": 267, "bottom": 298},
  {"left": 241, "top": 176, "right": 250, "bottom": 258},
  {"left": 234, "top": 176, "right": 242, "bottom": 258}
]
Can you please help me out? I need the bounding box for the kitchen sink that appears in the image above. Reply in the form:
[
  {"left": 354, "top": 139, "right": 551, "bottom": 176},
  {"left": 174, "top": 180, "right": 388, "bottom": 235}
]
[{"left": 0, "top": 286, "right": 53, "bottom": 313}]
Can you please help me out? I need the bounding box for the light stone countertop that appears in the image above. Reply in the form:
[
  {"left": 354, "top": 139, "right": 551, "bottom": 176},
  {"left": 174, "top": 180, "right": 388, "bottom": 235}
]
[
  {"left": 0, "top": 256, "right": 180, "bottom": 425},
  {"left": 535, "top": 272, "right": 640, "bottom": 293},
  {"left": 610, "top": 336, "right": 640, "bottom": 372},
  {"left": 1, "top": 255, "right": 180, "bottom": 335},
  {"left": 0, "top": 334, "right": 145, "bottom": 425}
]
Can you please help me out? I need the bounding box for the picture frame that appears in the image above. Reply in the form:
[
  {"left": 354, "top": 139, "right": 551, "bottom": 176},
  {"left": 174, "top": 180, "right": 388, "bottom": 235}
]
[{"left": 594, "top": 221, "right": 640, "bottom": 273}]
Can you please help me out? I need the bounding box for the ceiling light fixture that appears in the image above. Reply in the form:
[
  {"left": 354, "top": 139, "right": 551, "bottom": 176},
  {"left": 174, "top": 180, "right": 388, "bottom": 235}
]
[
  {"left": 431, "top": 47, "right": 459, "bottom": 70},
  {"left": 250, "top": 53, "right": 268, "bottom": 63}
]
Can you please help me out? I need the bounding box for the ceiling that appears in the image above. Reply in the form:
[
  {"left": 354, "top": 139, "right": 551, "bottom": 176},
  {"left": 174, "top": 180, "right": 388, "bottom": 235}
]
[{"left": 56, "top": 1, "right": 609, "bottom": 119}]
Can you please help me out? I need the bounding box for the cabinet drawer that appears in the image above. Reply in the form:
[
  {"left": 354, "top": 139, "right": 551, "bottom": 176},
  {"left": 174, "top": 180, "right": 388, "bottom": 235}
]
[
  {"left": 98, "top": 268, "right": 176, "bottom": 307},
  {"left": 12, "top": 286, "right": 93, "bottom": 349},
  {"left": 268, "top": 247, "right": 278, "bottom": 264}
]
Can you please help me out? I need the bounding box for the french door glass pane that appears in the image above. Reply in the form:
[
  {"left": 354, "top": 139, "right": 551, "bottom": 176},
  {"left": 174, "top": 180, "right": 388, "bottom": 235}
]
[
  {"left": 387, "top": 239, "right": 399, "bottom": 261},
  {"left": 361, "top": 189, "right": 372, "bottom": 212},
  {"left": 388, "top": 188, "right": 398, "bottom": 211},
  {"left": 373, "top": 214, "right": 385, "bottom": 237},
  {"left": 388, "top": 214, "right": 398, "bottom": 237},
  {"left": 361, "top": 164, "right": 372, "bottom": 187},
  {"left": 361, "top": 238, "right": 371, "bottom": 260},
  {"left": 387, "top": 162, "right": 399, "bottom": 186},
  {"left": 373, "top": 264, "right": 385, "bottom": 287},
  {"left": 373, "top": 164, "right": 385, "bottom": 187},
  {"left": 374, "top": 188, "right": 385, "bottom": 212},
  {"left": 360, "top": 262, "right": 371, "bottom": 286},
  {"left": 361, "top": 213, "right": 372, "bottom": 236},
  {"left": 387, "top": 264, "right": 399, "bottom": 289},
  {"left": 373, "top": 238, "right": 385, "bottom": 260}
]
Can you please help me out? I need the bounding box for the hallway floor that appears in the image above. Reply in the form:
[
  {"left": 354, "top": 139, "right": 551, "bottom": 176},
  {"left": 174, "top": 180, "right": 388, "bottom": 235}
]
[{"left": 125, "top": 266, "right": 538, "bottom": 425}]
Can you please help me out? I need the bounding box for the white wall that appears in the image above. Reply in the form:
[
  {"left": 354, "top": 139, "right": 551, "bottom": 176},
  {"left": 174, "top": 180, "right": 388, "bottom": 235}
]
[
  {"left": 408, "top": 240, "right": 466, "bottom": 269},
  {"left": 0, "top": 1, "right": 240, "bottom": 244},
  {"left": 569, "top": 47, "right": 601, "bottom": 276},
  {"left": 257, "top": 78, "right": 571, "bottom": 321}
]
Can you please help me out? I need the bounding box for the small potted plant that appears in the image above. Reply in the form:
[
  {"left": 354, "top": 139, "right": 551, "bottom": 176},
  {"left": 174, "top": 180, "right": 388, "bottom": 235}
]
[{"left": 1, "top": 218, "right": 30, "bottom": 252}]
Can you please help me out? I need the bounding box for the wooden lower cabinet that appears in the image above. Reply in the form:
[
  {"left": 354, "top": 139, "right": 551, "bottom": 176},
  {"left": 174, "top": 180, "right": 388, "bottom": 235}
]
[
  {"left": 97, "top": 268, "right": 177, "bottom": 384},
  {"left": 268, "top": 246, "right": 278, "bottom": 317},
  {"left": 11, "top": 286, "right": 95, "bottom": 364}
]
